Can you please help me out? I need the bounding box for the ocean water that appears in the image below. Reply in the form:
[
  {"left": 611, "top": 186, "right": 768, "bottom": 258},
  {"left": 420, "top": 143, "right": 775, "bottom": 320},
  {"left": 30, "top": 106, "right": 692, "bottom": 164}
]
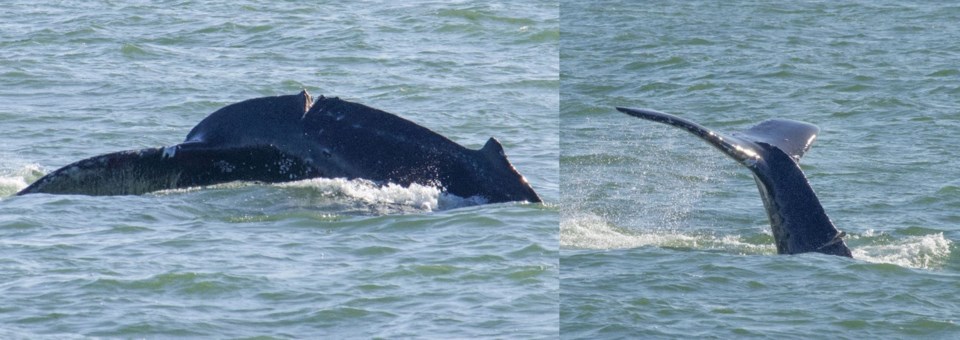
[
  {"left": 0, "top": 1, "right": 558, "bottom": 338},
  {"left": 8, "top": 0, "right": 960, "bottom": 338},
  {"left": 561, "top": 1, "right": 960, "bottom": 339}
]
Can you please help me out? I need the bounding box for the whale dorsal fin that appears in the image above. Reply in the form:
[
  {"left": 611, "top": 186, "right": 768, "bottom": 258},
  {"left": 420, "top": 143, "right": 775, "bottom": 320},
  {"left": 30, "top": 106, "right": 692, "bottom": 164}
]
[
  {"left": 735, "top": 119, "right": 819, "bottom": 161},
  {"left": 298, "top": 89, "right": 314, "bottom": 114},
  {"left": 481, "top": 137, "right": 505, "bottom": 158},
  {"left": 479, "top": 137, "right": 511, "bottom": 168}
]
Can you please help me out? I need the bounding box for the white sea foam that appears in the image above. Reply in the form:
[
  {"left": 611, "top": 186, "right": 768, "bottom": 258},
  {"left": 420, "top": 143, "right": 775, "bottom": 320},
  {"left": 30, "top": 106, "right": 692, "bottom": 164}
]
[
  {"left": 852, "top": 231, "right": 952, "bottom": 269},
  {"left": 277, "top": 178, "right": 487, "bottom": 212},
  {"left": 561, "top": 212, "right": 671, "bottom": 249},
  {"left": 563, "top": 212, "right": 954, "bottom": 267},
  {"left": 0, "top": 163, "right": 44, "bottom": 197},
  {"left": 560, "top": 211, "right": 776, "bottom": 254}
]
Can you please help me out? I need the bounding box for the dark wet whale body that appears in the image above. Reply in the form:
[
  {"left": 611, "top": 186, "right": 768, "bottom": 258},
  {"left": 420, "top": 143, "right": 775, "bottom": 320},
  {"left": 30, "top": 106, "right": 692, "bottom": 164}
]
[
  {"left": 617, "top": 107, "right": 852, "bottom": 257},
  {"left": 18, "top": 91, "right": 541, "bottom": 204}
]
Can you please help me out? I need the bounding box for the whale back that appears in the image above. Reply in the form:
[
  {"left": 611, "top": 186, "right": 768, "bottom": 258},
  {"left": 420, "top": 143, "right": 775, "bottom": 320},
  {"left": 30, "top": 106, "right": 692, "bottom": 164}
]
[
  {"left": 185, "top": 91, "right": 313, "bottom": 147},
  {"left": 19, "top": 91, "right": 540, "bottom": 204}
]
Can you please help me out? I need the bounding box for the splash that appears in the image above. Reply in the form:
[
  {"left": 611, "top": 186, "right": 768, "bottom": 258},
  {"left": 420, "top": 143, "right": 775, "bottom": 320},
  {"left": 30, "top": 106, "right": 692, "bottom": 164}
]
[
  {"left": 276, "top": 178, "right": 487, "bottom": 212},
  {"left": 852, "top": 230, "right": 952, "bottom": 269},
  {"left": 0, "top": 164, "right": 44, "bottom": 197},
  {"left": 560, "top": 211, "right": 679, "bottom": 249},
  {"left": 562, "top": 213, "right": 954, "bottom": 266},
  {"left": 560, "top": 211, "right": 775, "bottom": 254}
]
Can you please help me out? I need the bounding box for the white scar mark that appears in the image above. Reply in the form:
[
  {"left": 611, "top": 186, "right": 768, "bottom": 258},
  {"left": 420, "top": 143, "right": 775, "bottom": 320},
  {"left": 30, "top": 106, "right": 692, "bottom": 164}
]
[{"left": 162, "top": 146, "right": 177, "bottom": 159}]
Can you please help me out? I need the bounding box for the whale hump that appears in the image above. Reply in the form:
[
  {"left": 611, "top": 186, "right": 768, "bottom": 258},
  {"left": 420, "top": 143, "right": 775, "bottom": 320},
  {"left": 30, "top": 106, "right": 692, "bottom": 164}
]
[
  {"left": 185, "top": 91, "right": 312, "bottom": 145},
  {"left": 616, "top": 106, "right": 851, "bottom": 257}
]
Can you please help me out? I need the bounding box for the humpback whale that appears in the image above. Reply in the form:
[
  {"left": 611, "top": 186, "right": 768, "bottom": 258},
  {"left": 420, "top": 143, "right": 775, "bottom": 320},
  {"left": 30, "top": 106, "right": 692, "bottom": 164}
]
[
  {"left": 616, "top": 107, "right": 852, "bottom": 257},
  {"left": 17, "top": 90, "right": 541, "bottom": 204}
]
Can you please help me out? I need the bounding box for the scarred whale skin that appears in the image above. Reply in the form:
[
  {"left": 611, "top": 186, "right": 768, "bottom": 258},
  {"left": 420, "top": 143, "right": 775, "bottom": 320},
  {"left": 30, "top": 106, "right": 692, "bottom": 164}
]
[
  {"left": 18, "top": 91, "right": 541, "bottom": 204},
  {"left": 617, "top": 107, "right": 851, "bottom": 257}
]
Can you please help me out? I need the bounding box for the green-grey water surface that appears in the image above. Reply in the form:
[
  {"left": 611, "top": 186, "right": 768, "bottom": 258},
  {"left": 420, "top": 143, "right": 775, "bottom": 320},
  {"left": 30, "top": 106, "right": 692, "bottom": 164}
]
[
  {"left": 562, "top": 1, "right": 960, "bottom": 338},
  {"left": 1, "top": 1, "right": 558, "bottom": 338}
]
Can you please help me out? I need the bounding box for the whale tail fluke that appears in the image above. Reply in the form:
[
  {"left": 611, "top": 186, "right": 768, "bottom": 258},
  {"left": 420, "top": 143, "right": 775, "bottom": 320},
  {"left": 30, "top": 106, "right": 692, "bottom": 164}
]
[
  {"left": 735, "top": 118, "right": 820, "bottom": 161},
  {"left": 617, "top": 107, "right": 852, "bottom": 257}
]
